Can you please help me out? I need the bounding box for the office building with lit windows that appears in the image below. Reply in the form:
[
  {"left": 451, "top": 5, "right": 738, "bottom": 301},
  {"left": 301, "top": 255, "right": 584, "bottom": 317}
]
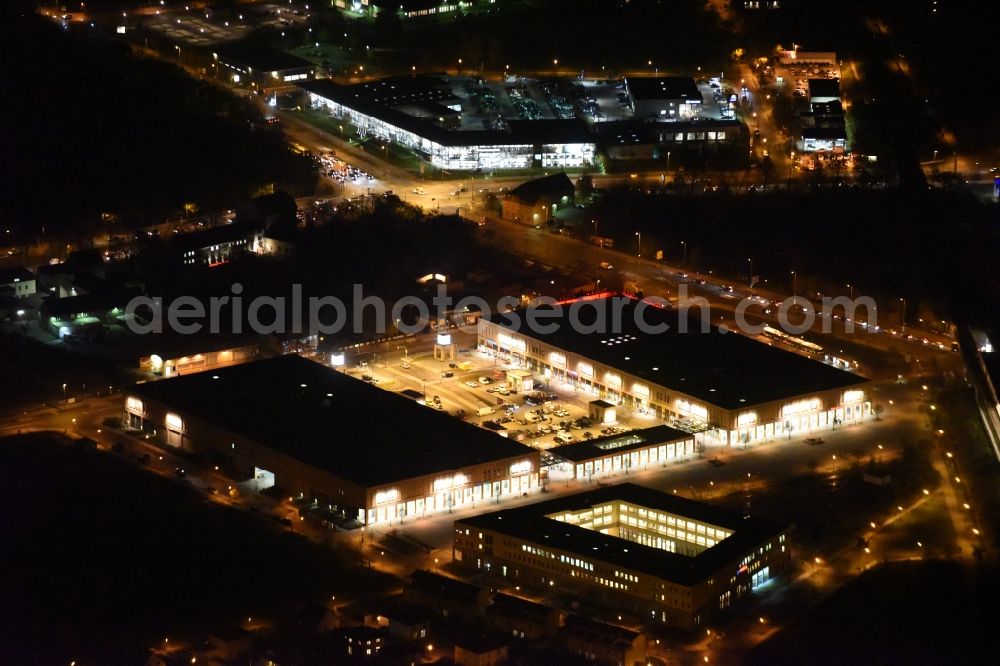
[
  {"left": 453, "top": 483, "right": 791, "bottom": 629},
  {"left": 478, "top": 294, "right": 870, "bottom": 445},
  {"left": 124, "top": 355, "right": 539, "bottom": 525}
]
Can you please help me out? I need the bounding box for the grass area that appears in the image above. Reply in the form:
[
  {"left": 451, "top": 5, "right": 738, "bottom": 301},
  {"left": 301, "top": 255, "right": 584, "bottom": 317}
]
[
  {"left": 286, "top": 43, "right": 349, "bottom": 68},
  {"left": 294, "top": 107, "right": 426, "bottom": 172},
  {"left": 880, "top": 493, "right": 959, "bottom": 558},
  {"left": 0, "top": 332, "right": 127, "bottom": 409},
  {"left": 746, "top": 560, "right": 1000, "bottom": 666},
  {"left": 712, "top": 442, "right": 939, "bottom": 557},
  {"left": 931, "top": 384, "right": 1000, "bottom": 553},
  {"left": 296, "top": 105, "right": 357, "bottom": 142},
  {"left": 0, "top": 432, "right": 398, "bottom": 664}
]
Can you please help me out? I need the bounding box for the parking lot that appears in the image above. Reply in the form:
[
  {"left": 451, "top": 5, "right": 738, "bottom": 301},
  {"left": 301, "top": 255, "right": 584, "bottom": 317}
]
[
  {"left": 144, "top": 13, "right": 250, "bottom": 46},
  {"left": 339, "top": 330, "right": 658, "bottom": 454}
]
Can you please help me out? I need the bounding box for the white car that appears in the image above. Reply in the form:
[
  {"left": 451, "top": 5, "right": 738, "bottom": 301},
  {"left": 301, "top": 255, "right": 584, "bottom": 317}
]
[
  {"left": 465, "top": 380, "right": 480, "bottom": 388},
  {"left": 479, "top": 376, "right": 493, "bottom": 385}
]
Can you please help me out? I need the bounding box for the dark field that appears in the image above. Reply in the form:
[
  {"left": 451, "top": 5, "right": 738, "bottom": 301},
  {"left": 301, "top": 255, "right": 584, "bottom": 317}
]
[
  {"left": 745, "top": 559, "right": 999, "bottom": 666},
  {"left": 0, "top": 432, "right": 395, "bottom": 664}
]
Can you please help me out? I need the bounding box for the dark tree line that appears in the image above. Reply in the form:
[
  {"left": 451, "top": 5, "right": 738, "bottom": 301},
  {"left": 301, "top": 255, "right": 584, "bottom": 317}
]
[{"left": 2, "top": 11, "right": 317, "bottom": 240}]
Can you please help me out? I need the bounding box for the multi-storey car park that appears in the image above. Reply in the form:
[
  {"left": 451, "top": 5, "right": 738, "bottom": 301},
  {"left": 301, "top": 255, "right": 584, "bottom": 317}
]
[
  {"left": 477, "top": 294, "right": 870, "bottom": 445},
  {"left": 453, "top": 483, "right": 791, "bottom": 629},
  {"left": 300, "top": 76, "right": 596, "bottom": 171},
  {"left": 124, "top": 355, "right": 540, "bottom": 525}
]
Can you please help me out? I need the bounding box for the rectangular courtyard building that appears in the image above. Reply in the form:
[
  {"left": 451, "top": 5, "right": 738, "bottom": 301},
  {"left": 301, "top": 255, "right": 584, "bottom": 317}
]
[
  {"left": 453, "top": 483, "right": 791, "bottom": 629},
  {"left": 478, "top": 294, "right": 870, "bottom": 445},
  {"left": 124, "top": 355, "right": 539, "bottom": 525}
]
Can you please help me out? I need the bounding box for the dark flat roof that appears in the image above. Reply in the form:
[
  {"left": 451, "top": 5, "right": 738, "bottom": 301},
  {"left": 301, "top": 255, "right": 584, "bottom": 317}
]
[
  {"left": 802, "top": 127, "right": 847, "bottom": 139},
  {"left": 214, "top": 43, "right": 314, "bottom": 72},
  {"left": 808, "top": 78, "right": 841, "bottom": 99},
  {"left": 488, "top": 295, "right": 866, "bottom": 409},
  {"left": 130, "top": 355, "right": 536, "bottom": 488},
  {"left": 0, "top": 266, "right": 33, "bottom": 283},
  {"left": 549, "top": 425, "right": 692, "bottom": 463},
  {"left": 40, "top": 292, "right": 132, "bottom": 319},
  {"left": 626, "top": 76, "right": 701, "bottom": 102},
  {"left": 595, "top": 118, "right": 746, "bottom": 144},
  {"left": 507, "top": 172, "right": 574, "bottom": 205},
  {"left": 983, "top": 353, "right": 1000, "bottom": 401},
  {"left": 486, "top": 593, "right": 556, "bottom": 622},
  {"left": 457, "top": 483, "right": 789, "bottom": 585},
  {"left": 562, "top": 614, "right": 638, "bottom": 647},
  {"left": 173, "top": 220, "right": 260, "bottom": 252},
  {"left": 409, "top": 569, "right": 484, "bottom": 605}
]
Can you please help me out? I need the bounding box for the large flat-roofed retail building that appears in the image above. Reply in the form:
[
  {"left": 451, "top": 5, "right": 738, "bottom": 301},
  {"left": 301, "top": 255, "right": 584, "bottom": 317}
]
[
  {"left": 300, "top": 76, "right": 595, "bottom": 171},
  {"left": 125, "top": 355, "right": 539, "bottom": 525},
  {"left": 477, "top": 295, "right": 870, "bottom": 444},
  {"left": 453, "top": 483, "right": 791, "bottom": 629}
]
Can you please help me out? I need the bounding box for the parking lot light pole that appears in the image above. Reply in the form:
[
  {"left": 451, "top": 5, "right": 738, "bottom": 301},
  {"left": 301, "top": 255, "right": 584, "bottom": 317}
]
[{"left": 635, "top": 231, "right": 641, "bottom": 257}]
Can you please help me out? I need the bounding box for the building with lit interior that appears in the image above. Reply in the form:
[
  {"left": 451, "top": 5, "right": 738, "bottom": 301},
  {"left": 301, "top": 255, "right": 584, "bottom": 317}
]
[
  {"left": 625, "top": 76, "right": 703, "bottom": 120},
  {"left": 124, "top": 355, "right": 539, "bottom": 525},
  {"left": 548, "top": 425, "right": 695, "bottom": 481},
  {"left": 453, "top": 483, "right": 791, "bottom": 629},
  {"left": 300, "top": 76, "right": 595, "bottom": 170},
  {"left": 213, "top": 43, "right": 315, "bottom": 88},
  {"left": 477, "top": 294, "right": 870, "bottom": 444}
]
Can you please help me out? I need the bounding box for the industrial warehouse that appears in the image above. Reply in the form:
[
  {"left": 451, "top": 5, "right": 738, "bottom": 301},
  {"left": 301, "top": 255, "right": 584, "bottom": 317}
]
[
  {"left": 124, "top": 355, "right": 540, "bottom": 525},
  {"left": 478, "top": 294, "right": 870, "bottom": 444},
  {"left": 453, "top": 483, "right": 791, "bottom": 629},
  {"left": 300, "top": 76, "right": 596, "bottom": 171}
]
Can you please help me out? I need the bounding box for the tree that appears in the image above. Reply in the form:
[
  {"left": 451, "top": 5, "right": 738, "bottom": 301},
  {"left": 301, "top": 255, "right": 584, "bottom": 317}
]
[{"left": 760, "top": 155, "right": 775, "bottom": 191}]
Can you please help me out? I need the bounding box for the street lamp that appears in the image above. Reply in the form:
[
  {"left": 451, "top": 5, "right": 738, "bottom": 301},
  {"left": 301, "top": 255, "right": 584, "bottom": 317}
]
[
  {"left": 634, "top": 231, "right": 641, "bottom": 257},
  {"left": 747, "top": 257, "right": 754, "bottom": 289},
  {"left": 790, "top": 270, "right": 797, "bottom": 296},
  {"left": 681, "top": 240, "right": 687, "bottom": 267},
  {"left": 899, "top": 297, "right": 907, "bottom": 333}
]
